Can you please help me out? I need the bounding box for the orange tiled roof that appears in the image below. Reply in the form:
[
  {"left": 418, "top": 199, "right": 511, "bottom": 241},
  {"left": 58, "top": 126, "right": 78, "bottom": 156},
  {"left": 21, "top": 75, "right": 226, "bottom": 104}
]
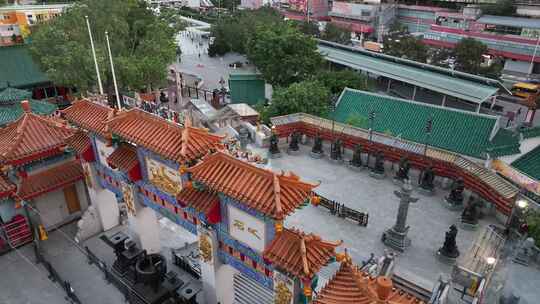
[
  {"left": 66, "top": 131, "right": 92, "bottom": 155},
  {"left": 188, "top": 152, "right": 318, "bottom": 219},
  {"left": 107, "top": 143, "right": 139, "bottom": 171},
  {"left": 177, "top": 187, "right": 220, "bottom": 214},
  {"left": 18, "top": 160, "right": 83, "bottom": 200},
  {"left": 0, "top": 113, "right": 75, "bottom": 164},
  {"left": 314, "top": 259, "right": 424, "bottom": 304},
  {"left": 0, "top": 174, "right": 15, "bottom": 198},
  {"left": 263, "top": 228, "right": 342, "bottom": 280},
  {"left": 107, "top": 109, "right": 224, "bottom": 163},
  {"left": 62, "top": 99, "right": 114, "bottom": 137}
]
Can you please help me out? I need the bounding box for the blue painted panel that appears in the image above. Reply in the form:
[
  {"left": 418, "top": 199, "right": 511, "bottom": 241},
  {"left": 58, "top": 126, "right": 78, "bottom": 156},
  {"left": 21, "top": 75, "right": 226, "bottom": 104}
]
[{"left": 138, "top": 193, "right": 197, "bottom": 235}]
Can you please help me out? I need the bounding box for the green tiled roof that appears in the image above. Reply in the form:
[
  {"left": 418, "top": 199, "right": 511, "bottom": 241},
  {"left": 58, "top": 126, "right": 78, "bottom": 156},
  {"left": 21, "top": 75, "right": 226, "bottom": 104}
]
[
  {"left": 512, "top": 145, "right": 540, "bottom": 181},
  {"left": 486, "top": 128, "right": 521, "bottom": 157},
  {"left": 520, "top": 126, "right": 540, "bottom": 139},
  {"left": 0, "top": 45, "right": 50, "bottom": 90},
  {"left": 0, "top": 100, "right": 57, "bottom": 126},
  {"left": 0, "top": 87, "right": 32, "bottom": 104},
  {"left": 334, "top": 88, "right": 520, "bottom": 159}
]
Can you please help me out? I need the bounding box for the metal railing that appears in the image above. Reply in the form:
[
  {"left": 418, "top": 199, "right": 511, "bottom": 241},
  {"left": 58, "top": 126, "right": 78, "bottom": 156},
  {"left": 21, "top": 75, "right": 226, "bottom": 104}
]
[
  {"left": 315, "top": 193, "right": 369, "bottom": 227},
  {"left": 35, "top": 248, "right": 82, "bottom": 304}
]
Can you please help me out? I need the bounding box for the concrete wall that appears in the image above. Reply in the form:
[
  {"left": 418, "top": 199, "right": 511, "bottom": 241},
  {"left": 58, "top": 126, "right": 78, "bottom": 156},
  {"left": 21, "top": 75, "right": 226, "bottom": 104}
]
[{"left": 34, "top": 181, "right": 88, "bottom": 230}]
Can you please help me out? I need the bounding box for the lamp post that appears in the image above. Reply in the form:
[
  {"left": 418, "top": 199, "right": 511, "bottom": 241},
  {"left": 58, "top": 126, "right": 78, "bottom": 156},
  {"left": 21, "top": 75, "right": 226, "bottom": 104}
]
[
  {"left": 366, "top": 110, "right": 375, "bottom": 168},
  {"left": 508, "top": 196, "right": 529, "bottom": 238},
  {"left": 424, "top": 116, "right": 433, "bottom": 157},
  {"left": 330, "top": 94, "right": 338, "bottom": 139}
]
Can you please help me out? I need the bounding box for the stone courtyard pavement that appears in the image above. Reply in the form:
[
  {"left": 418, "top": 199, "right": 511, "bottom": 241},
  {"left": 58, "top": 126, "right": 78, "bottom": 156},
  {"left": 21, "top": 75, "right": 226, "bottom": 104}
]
[{"left": 261, "top": 144, "right": 498, "bottom": 290}]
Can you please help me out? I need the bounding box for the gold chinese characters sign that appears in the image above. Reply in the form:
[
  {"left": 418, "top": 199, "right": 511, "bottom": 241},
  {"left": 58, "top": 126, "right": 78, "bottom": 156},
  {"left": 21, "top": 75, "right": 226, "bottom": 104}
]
[
  {"left": 199, "top": 232, "right": 213, "bottom": 263},
  {"left": 122, "top": 184, "right": 136, "bottom": 216},
  {"left": 146, "top": 158, "right": 183, "bottom": 195},
  {"left": 273, "top": 271, "right": 294, "bottom": 304}
]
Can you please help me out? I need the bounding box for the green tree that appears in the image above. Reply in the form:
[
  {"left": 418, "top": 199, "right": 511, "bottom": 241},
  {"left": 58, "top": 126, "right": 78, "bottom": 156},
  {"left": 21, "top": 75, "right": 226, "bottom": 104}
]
[
  {"left": 0, "top": 0, "right": 7, "bottom": 6},
  {"left": 384, "top": 35, "right": 428, "bottom": 62},
  {"left": 159, "top": 7, "right": 187, "bottom": 33},
  {"left": 290, "top": 20, "right": 320, "bottom": 37},
  {"left": 526, "top": 211, "right": 540, "bottom": 247},
  {"left": 315, "top": 69, "right": 373, "bottom": 95},
  {"left": 208, "top": 7, "right": 283, "bottom": 57},
  {"left": 258, "top": 80, "right": 330, "bottom": 123},
  {"left": 455, "top": 38, "right": 487, "bottom": 74},
  {"left": 321, "top": 23, "right": 351, "bottom": 44},
  {"left": 247, "top": 24, "right": 322, "bottom": 87},
  {"left": 29, "top": 0, "right": 176, "bottom": 95}
]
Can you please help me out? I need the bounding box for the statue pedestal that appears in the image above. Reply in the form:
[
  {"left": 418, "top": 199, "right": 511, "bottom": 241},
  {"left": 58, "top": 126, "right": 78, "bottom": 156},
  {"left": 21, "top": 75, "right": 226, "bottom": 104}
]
[
  {"left": 370, "top": 171, "right": 385, "bottom": 179},
  {"left": 310, "top": 151, "right": 324, "bottom": 159},
  {"left": 417, "top": 186, "right": 435, "bottom": 196},
  {"left": 347, "top": 163, "right": 363, "bottom": 171},
  {"left": 437, "top": 248, "right": 459, "bottom": 264},
  {"left": 268, "top": 152, "right": 282, "bottom": 159},
  {"left": 443, "top": 197, "right": 463, "bottom": 211},
  {"left": 382, "top": 228, "right": 411, "bottom": 252},
  {"left": 287, "top": 149, "right": 301, "bottom": 155}
]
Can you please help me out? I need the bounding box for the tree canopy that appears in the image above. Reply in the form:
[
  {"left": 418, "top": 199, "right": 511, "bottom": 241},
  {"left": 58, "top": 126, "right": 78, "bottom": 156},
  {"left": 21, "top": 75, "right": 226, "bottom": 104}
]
[
  {"left": 258, "top": 80, "right": 330, "bottom": 123},
  {"left": 30, "top": 0, "right": 176, "bottom": 95},
  {"left": 482, "top": 0, "right": 515, "bottom": 17},
  {"left": 455, "top": 38, "right": 487, "bottom": 75},
  {"left": 383, "top": 35, "right": 428, "bottom": 62},
  {"left": 321, "top": 23, "right": 351, "bottom": 45},
  {"left": 208, "top": 7, "right": 283, "bottom": 57},
  {"left": 314, "top": 70, "right": 373, "bottom": 95},
  {"left": 246, "top": 24, "right": 322, "bottom": 87}
]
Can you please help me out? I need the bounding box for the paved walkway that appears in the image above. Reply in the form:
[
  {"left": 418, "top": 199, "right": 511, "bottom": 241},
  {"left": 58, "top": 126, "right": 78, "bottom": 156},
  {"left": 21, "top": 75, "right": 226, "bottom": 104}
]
[
  {"left": 0, "top": 244, "right": 68, "bottom": 304},
  {"left": 40, "top": 223, "right": 125, "bottom": 304},
  {"left": 256, "top": 143, "right": 499, "bottom": 290}
]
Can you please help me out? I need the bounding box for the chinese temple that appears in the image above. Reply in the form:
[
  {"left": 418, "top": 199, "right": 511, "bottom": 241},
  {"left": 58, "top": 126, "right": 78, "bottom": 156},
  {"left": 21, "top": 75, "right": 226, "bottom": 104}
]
[
  {"left": 0, "top": 86, "right": 57, "bottom": 126},
  {"left": 60, "top": 98, "right": 371, "bottom": 304},
  {"left": 0, "top": 101, "right": 87, "bottom": 253}
]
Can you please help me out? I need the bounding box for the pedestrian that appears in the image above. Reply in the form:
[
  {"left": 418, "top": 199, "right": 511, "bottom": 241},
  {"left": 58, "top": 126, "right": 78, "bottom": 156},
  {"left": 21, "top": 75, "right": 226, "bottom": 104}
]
[{"left": 198, "top": 52, "right": 201, "bottom": 59}]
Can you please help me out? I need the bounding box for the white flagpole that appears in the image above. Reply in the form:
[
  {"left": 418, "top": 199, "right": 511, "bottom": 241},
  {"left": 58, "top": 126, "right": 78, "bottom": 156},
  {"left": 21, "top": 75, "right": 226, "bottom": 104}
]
[
  {"left": 105, "top": 31, "right": 121, "bottom": 110},
  {"left": 85, "top": 16, "right": 103, "bottom": 95}
]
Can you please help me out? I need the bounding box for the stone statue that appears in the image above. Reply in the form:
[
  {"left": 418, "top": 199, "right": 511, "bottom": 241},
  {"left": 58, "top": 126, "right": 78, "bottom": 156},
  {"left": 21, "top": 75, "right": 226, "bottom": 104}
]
[
  {"left": 395, "top": 156, "right": 410, "bottom": 181},
  {"left": 373, "top": 150, "right": 385, "bottom": 174},
  {"left": 350, "top": 144, "right": 363, "bottom": 167},
  {"left": 419, "top": 166, "right": 435, "bottom": 191},
  {"left": 288, "top": 131, "right": 301, "bottom": 152},
  {"left": 382, "top": 181, "right": 418, "bottom": 252},
  {"left": 461, "top": 197, "right": 479, "bottom": 225},
  {"left": 312, "top": 133, "right": 323, "bottom": 154},
  {"left": 447, "top": 178, "right": 465, "bottom": 205},
  {"left": 439, "top": 225, "right": 460, "bottom": 259},
  {"left": 269, "top": 132, "right": 280, "bottom": 156},
  {"left": 514, "top": 237, "right": 536, "bottom": 266},
  {"left": 330, "top": 138, "right": 343, "bottom": 161}
]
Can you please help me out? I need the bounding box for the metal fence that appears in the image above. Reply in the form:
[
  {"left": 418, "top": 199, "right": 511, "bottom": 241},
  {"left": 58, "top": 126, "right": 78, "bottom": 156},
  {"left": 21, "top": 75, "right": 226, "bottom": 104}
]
[
  {"left": 35, "top": 247, "right": 82, "bottom": 304},
  {"left": 316, "top": 193, "right": 369, "bottom": 227}
]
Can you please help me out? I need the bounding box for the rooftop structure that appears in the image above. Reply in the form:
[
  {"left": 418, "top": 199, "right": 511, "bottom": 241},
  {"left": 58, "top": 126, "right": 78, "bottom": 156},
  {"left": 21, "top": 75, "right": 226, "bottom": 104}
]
[
  {"left": 107, "top": 109, "right": 224, "bottom": 164},
  {"left": 0, "top": 46, "right": 50, "bottom": 90},
  {"left": 263, "top": 228, "right": 342, "bottom": 280},
  {"left": 0, "top": 110, "right": 74, "bottom": 165},
  {"left": 228, "top": 72, "right": 266, "bottom": 106},
  {"left": 511, "top": 145, "right": 540, "bottom": 181},
  {"left": 61, "top": 99, "right": 114, "bottom": 138},
  {"left": 314, "top": 256, "right": 424, "bottom": 304},
  {"left": 334, "top": 88, "right": 519, "bottom": 159},
  {"left": 318, "top": 41, "right": 503, "bottom": 105},
  {"left": 188, "top": 151, "right": 318, "bottom": 220}
]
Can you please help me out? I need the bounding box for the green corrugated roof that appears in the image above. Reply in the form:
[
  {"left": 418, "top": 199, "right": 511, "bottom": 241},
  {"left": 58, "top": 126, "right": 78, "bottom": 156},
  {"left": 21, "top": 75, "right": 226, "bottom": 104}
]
[
  {"left": 0, "top": 100, "right": 57, "bottom": 126},
  {"left": 334, "top": 88, "right": 520, "bottom": 158},
  {"left": 521, "top": 126, "right": 540, "bottom": 139},
  {"left": 318, "top": 44, "right": 500, "bottom": 104},
  {"left": 228, "top": 73, "right": 266, "bottom": 106},
  {"left": 0, "top": 45, "right": 50, "bottom": 90},
  {"left": 0, "top": 87, "right": 32, "bottom": 104},
  {"left": 512, "top": 145, "right": 540, "bottom": 181}
]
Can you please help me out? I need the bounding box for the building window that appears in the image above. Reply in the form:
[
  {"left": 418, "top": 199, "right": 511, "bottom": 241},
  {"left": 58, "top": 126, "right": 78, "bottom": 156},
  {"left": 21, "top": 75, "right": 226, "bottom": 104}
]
[{"left": 7, "top": 26, "right": 13, "bottom": 31}]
